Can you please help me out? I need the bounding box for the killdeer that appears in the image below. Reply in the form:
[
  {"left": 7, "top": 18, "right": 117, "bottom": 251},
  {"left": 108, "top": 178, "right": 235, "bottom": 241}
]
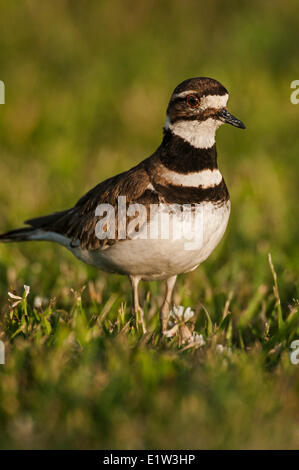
[{"left": 0, "top": 77, "right": 245, "bottom": 333}]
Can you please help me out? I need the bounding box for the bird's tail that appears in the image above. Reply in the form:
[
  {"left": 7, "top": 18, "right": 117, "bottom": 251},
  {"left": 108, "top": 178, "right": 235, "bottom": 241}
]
[
  {"left": 0, "top": 227, "right": 40, "bottom": 242},
  {"left": 0, "top": 210, "right": 73, "bottom": 247}
]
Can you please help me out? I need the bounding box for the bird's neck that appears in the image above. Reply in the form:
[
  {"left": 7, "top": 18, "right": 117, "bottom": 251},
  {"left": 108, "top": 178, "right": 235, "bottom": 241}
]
[{"left": 159, "top": 129, "right": 218, "bottom": 173}]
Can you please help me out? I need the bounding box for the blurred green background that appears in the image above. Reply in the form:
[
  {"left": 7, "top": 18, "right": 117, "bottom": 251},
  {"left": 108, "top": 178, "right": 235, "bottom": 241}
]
[{"left": 0, "top": 0, "right": 298, "bottom": 449}]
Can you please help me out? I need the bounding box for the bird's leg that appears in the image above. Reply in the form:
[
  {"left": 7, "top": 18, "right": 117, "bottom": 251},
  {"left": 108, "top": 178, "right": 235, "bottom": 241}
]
[
  {"left": 130, "top": 275, "right": 146, "bottom": 334},
  {"left": 160, "top": 275, "right": 177, "bottom": 333}
]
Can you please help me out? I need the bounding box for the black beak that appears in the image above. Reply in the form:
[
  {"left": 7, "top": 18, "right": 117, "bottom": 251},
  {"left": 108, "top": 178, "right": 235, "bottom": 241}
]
[{"left": 218, "top": 108, "right": 246, "bottom": 129}]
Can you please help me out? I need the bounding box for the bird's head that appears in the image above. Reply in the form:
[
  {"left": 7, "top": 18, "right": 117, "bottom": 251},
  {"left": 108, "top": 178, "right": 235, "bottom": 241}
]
[{"left": 165, "top": 77, "right": 245, "bottom": 148}]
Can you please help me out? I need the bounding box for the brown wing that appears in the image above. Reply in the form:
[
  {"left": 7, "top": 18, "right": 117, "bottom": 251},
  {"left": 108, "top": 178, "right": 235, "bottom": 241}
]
[{"left": 25, "top": 160, "right": 155, "bottom": 250}]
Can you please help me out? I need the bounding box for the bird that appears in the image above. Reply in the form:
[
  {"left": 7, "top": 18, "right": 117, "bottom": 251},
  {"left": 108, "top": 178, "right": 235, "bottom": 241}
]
[{"left": 0, "top": 77, "right": 245, "bottom": 334}]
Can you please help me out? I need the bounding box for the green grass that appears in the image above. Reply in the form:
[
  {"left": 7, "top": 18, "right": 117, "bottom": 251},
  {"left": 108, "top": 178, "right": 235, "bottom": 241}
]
[{"left": 0, "top": 0, "right": 299, "bottom": 449}]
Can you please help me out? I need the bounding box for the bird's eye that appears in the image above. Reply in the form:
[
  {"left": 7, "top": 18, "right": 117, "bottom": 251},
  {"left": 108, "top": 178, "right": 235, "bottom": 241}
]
[{"left": 186, "top": 94, "right": 200, "bottom": 108}]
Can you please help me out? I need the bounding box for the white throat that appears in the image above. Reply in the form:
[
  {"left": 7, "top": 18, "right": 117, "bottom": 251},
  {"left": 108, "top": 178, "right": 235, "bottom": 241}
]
[{"left": 165, "top": 118, "right": 221, "bottom": 149}]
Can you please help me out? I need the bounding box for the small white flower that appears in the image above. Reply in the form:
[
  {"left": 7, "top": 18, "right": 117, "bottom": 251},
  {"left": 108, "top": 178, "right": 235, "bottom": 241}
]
[
  {"left": 170, "top": 305, "right": 194, "bottom": 321},
  {"left": 171, "top": 305, "right": 185, "bottom": 318},
  {"left": 164, "top": 305, "right": 195, "bottom": 343},
  {"left": 183, "top": 307, "right": 194, "bottom": 321},
  {"left": 24, "top": 285, "right": 30, "bottom": 298},
  {"left": 8, "top": 292, "right": 23, "bottom": 301},
  {"left": 8, "top": 285, "right": 30, "bottom": 308},
  {"left": 216, "top": 344, "right": 232, "bottom": 355},
  {"left": 33, "top": 296, "right": 48, "bottom": 309},
  {"left": 189, "top": 333, "right": 205, "bottom": 347},
  {"left": 163, "top": 324, "right": 179, "bottom": 338}
]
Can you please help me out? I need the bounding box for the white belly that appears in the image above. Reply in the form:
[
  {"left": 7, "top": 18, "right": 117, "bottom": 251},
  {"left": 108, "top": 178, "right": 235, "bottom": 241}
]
[{"left": 71, "top": 200, "right": 230, "bottom": 280}]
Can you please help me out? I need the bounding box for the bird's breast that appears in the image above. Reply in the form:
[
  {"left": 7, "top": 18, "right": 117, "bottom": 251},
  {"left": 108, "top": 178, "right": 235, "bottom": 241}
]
[{"left": 72, "top": 199, "right": 231, "bottom": 280}]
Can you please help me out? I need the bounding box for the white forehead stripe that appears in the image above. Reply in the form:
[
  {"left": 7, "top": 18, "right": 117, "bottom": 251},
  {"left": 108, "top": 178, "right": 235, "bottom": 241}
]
[
  {"left": 172, "top": 90, "right": 198, "bottom": 99},
  {"left": 161, "top": 168, "right": 222, "bottom": 188},
  {"left": 200, "top": 94, "right": 228, "bottom": 109},
  {"left": 171, "top": 91, "right": 229, "bottom": 109}
]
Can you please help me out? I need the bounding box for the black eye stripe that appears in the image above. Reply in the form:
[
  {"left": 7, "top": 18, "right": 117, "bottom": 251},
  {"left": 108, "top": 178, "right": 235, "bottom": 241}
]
[
  {"left": 171, "top": 96, "right": 189, "bottom": 104},
  {"left": 170, "top": 95, "right": 200, "bottom": 105}
]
